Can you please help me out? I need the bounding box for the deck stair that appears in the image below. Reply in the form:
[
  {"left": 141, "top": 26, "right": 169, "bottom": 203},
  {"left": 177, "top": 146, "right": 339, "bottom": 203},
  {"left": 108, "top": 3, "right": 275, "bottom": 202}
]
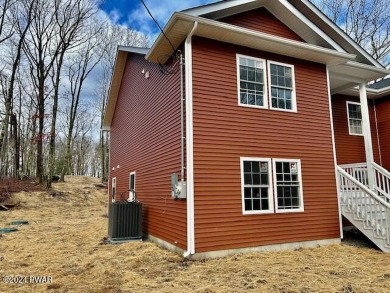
[{"left": 337, "top": 163, "right": 390, "bottom": 252}]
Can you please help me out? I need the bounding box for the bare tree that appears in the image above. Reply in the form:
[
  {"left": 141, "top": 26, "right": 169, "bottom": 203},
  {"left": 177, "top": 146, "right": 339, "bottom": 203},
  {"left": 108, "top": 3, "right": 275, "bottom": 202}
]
[
  {"left": 60, "top": 31, "right": 103, "bottom": 181},
  {"left": 23, "top": 0, "right": 61, "bottom": 183},
  {"left": 0, "top": 0, "right": 16, "bottom": 44},
  {"left": 312, "top": 0, "right": 390, "bottom": 66},
  {"left": 46, "top": 0, "right": 99, "bottom": 187}
]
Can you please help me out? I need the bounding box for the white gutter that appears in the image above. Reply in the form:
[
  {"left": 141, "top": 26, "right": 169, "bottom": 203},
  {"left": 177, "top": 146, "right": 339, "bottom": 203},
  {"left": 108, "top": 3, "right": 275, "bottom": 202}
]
[{"left": 183, "top": 21, "right": 198, "bottom": 258}]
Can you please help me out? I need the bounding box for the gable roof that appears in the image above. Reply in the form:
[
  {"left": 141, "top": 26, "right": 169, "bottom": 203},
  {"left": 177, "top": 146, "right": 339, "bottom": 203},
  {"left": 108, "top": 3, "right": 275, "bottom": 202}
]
[
  {"left": 103, "top": 0, "right": 390, "bottom": 130},
  {"left": 182, "top": 0, "right": 383, "bottom": 68},
  {"left": 369, "top": 78, "right": 390, "bottom": 90},
  {"left": 145, "top": 0, "right": 388, "bottom": 94},
  {"left": 102, "top": 46, "right": 149, "bottom": 130}
]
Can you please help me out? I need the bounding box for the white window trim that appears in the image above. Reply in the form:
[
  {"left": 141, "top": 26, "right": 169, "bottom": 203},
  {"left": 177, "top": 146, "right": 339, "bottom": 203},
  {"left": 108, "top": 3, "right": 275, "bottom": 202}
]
[
  {"left": 272, "top": 158, "right": 304, "bottom": 213},
  {"left": 346, "top": 101, "right": 364, "bottom": 136},
  {"left": 240, "top": 157, "right": 274, "bottom": 215},
  {"left": 129, "top": 171, "right": 136, "bottom": 201},
  {"left": 111, "top": 177, "right": 116, "bottom": 202},
  {"left": 268, "top": 61, "right": 297, "bottom": 113},
  {"left": 236, "top": 54, "right": 268, "bottom": 110}
]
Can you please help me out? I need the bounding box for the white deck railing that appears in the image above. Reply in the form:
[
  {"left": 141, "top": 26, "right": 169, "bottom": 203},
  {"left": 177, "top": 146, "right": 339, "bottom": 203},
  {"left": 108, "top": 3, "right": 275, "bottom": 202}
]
[
  {"left": 372, "top": 162, "right": 390, "bottom": 203},
  {"left": 339, "top": 162, "right": 390, "bottom": 202},
  {"left": 337, "top": 166, "right": 390, "bottom": 248}
]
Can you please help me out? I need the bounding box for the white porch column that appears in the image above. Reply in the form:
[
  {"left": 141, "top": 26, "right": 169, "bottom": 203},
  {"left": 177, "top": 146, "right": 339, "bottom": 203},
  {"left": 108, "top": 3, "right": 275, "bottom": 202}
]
[{"left": 359, "top": 83, "right": 375, "bottom": 190}]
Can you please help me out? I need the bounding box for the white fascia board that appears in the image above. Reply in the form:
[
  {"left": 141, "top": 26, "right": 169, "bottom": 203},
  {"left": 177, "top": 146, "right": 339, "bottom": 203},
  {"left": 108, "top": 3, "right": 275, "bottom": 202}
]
[
  {"left": 277, "top": 0, "right": 344, "bottom": 52},
  {"left": 118, "top": 46, "right": 150, "bottom": 55},
  {"left": 182, "top": 0, "right": 258, "bottom": 16},
  {"left": 146, "top": 13, "right": 355, "bottom": 65},
  {"left": 298, "top": 0, "right": 385, "bottom": 69}
]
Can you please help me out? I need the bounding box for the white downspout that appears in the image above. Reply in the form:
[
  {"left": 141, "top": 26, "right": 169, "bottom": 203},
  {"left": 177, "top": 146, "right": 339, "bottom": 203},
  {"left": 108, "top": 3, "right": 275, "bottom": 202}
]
[
  {"left": 359, "top": 83, "right": 375, "bottom": 190},
  {"left": 326, "top": 67, "right": 343, "bottom": 239},
  {"left": 183, "top": 21, "right": 198, "bottom": 258}
]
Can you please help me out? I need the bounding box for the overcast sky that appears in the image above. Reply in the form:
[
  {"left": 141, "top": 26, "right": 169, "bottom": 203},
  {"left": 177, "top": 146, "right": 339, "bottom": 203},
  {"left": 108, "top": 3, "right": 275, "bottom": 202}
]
[{"left": 100, "top": 0, "right": 218, "bottom": 37}]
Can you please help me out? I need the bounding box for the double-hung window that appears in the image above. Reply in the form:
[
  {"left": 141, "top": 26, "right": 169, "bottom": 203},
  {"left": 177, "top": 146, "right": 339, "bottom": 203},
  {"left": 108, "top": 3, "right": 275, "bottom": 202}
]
[
  {"left": 347, "top": 101, "right": 363, "bottom": 135},
  {"left": 273, "top": 159, "right": 303, "bottom": 212},
  {"left": 241, "top": 158, "right": 273, "bottom": 214},
  {"left": 241, "top": 158, "right": 304, "bottom": 214},
  {"left": 269, "top": 61, "right": 296, "bottom": 112},
  {"left": 237, "top": 55, "right": 267, "bottom": 108},
  {"left": 237, "top": 55, "right": 296, "bottom": 112}
]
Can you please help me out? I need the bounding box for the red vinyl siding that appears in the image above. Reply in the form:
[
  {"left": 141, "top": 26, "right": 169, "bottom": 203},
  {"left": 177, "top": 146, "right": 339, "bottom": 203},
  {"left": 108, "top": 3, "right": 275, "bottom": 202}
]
[
  {"left": 109, "top": 53, "right": 186, "bottom": 249},
  {"left": 192, "top": 37, "right": 340, "bottom": 253},
  {"left": 375, "top": 96, "right": 390, "bottom": 170},
  {"left": 220, "top": 8, "right": 304, "bottom": 42},
  {"left": 332, "top": 95, "right": 380, "bottom": 165}
]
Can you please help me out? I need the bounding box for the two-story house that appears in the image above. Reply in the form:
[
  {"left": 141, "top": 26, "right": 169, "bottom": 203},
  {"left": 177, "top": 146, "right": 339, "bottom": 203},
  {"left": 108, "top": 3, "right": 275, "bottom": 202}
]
[{"left": 103, "top": 0, "right": 390, "bottom": 259}]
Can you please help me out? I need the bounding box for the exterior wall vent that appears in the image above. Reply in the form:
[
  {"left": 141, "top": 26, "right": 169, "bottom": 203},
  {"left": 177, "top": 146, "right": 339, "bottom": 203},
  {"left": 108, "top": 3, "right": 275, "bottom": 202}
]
[{"left": 108, "top": 201, "right": 143, "bottom": 242}]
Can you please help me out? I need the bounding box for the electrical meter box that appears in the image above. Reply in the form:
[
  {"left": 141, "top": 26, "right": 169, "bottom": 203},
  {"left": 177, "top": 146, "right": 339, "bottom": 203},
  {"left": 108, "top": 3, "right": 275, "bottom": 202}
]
[{"left": 171, "top": 173, "right": 187, "bottom": 199}]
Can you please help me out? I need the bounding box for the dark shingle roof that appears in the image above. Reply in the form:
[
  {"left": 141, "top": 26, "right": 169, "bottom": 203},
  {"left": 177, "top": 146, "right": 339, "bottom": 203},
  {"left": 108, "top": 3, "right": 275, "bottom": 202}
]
[{"left": 369, "top": 78, "right": 390, "bottom": 90}]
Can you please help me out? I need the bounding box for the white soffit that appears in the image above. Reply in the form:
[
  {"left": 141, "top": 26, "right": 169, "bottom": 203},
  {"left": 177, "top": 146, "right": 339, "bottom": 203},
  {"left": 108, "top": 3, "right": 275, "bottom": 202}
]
[{"left": 146, "top": 13, "right": 355, "bottom": 66}]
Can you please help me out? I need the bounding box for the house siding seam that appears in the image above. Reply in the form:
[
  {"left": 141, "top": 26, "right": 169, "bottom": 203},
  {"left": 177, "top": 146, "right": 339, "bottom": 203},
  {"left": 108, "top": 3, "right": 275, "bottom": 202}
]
[
  {"left": 109, "top": 53, "right": 187, "bottom": 250},
  {"left": 192, "top": 37, "right": 340, "bottom": 253},
  {"left": 219, "top": 7, "right": 305, "bottom": 42},
  {"left": 331, "top": 94, "right": 380, "bottom": 165},
  {"left": 374, "top": 96, "right": 390, "bottom": 170}
]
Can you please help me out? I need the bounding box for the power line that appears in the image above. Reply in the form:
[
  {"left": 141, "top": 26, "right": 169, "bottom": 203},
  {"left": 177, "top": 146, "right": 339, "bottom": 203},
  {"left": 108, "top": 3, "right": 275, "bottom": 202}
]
[{"left": 140, "top": 0, "right": 176, "bottom": 53}]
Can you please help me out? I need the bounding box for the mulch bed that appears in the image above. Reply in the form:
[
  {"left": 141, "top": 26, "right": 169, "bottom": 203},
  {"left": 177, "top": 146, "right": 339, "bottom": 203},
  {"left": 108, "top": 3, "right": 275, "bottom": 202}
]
[{"left": 0, "top": 178, "right": 46, "bottom": 204}]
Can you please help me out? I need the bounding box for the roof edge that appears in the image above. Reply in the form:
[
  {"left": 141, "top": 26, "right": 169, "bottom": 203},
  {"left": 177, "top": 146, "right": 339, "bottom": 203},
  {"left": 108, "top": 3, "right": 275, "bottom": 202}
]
[{"left": 102, "top": 46, "right": 150, "bottom": 131}]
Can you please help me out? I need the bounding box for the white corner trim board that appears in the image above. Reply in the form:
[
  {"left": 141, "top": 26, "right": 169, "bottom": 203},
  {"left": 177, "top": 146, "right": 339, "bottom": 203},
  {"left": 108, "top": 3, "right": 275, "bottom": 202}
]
[{"left": 184, "top": 21, "right": 198, "bottom": 258}]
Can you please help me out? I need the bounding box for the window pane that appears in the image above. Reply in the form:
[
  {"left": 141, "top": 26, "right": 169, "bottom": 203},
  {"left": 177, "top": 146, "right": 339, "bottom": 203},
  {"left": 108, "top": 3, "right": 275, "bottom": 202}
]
[
  {"left": 244, "top": 174, "right": 252, "bottom": 185},
  {"left": 253, "top": 174, "right": 260, "bottom": 185},
  {"left": 240, "top": 92, "right": 247, "bottom": 104},
  {"left": 244, "top": 161, "right": 251, "bottom": 172},
  {"left": 245, "top": 199, "right": 252, "bottom": 211},
  {"left": 253, "top": 199, "right": 260, "bottom": 210},
  {"left": 253, "top": 188, "right": 260, "bottom": 198},
  {"left": 252, "top": 161, "right": 260, "bottom": 173},
  {"left": 244, "top": 187, "right": 251, "bottom": 198}
]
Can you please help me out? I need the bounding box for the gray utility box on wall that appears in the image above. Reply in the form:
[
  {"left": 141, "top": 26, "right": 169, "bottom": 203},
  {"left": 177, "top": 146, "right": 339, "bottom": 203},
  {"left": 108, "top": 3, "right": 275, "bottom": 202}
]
[{"left": 108, "top": 201, "right": 143, "bottom": 242}]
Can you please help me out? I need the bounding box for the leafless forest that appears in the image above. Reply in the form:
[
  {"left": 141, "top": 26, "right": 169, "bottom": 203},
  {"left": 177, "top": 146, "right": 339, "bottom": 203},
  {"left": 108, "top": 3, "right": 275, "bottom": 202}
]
[
  {"left": 0, "top": 0, "right": 149, "bottom": 186},
  {"left": 0, "top": 0, "right": 389, "bottom": 187}
]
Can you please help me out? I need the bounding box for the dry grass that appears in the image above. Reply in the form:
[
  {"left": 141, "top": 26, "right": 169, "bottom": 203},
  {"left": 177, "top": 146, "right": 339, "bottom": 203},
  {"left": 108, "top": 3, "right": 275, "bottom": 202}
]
[{"left": 1, "top": 176, "right": 390, "bottom": 293}]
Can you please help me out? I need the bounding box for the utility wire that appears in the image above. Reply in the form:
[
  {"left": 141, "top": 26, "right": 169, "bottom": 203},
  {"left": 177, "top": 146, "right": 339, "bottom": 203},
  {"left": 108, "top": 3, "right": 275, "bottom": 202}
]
[{"left": 140, "top": 0, "right": 176, "bottom": 53}]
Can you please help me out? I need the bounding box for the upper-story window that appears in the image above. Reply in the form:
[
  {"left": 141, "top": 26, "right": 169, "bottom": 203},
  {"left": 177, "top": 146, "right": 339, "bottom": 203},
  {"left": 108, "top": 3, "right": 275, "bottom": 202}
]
[
  {"left": 237, "top": 55, "right": 296, "bottom": 112},
  {"left": 268, "top": 61, "right": 296, "bottom": 112},
  {"left": 237, "top": 55, "right": 267, "bottom": 109},
  {"left": 347, "top": 101, "right": 363, "bottom": 135}
]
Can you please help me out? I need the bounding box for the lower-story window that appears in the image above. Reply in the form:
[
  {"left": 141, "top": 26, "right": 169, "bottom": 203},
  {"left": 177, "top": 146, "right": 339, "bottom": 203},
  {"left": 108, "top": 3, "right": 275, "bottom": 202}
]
[
  {"left": 273, "top": 159, "right": 303, "bottom": 212},
  {"left": 240, "top": 157, "right": 304, "bottom": 214},
  {"left": 240, "top": 158, "right": 273, "bottom": 214}
]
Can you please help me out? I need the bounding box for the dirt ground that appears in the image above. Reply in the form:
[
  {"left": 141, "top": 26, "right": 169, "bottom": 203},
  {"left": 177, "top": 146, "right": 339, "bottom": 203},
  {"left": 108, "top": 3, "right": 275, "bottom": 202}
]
[{"left": 0, "top": 176, "right": 390, "bottom": 293}]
